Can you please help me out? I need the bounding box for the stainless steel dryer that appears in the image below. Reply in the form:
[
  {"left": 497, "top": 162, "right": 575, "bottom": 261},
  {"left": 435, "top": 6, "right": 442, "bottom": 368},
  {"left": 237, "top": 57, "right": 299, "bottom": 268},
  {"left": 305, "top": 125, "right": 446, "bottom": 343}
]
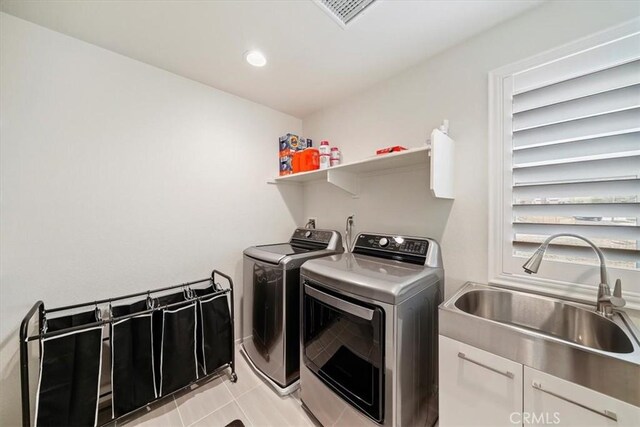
[
  {"left": 242, "top": 228, "right": 343, "bottom": 394},
  {"left": 300, "top": 232, "right": 444, "bottom": 427}
]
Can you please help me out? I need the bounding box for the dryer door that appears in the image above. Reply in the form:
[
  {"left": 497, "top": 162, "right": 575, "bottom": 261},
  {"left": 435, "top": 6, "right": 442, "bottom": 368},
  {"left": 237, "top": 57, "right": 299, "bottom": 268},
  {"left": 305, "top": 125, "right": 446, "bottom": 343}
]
[{"left": 302, "top": 281, "right": 385, "bottom": 423}]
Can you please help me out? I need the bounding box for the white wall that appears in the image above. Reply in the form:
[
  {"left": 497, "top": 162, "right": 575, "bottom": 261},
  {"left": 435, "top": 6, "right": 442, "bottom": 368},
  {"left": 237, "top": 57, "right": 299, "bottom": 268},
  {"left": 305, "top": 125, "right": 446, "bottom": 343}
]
[
  {"left": 3, "top": 2, "right": 640, "bottom": 424},
  {"left": 0, "top": 12, "right": 303, "bottom": 425},
  {"left": 302, "top": 1, "right": 639, "bottom": 300}
]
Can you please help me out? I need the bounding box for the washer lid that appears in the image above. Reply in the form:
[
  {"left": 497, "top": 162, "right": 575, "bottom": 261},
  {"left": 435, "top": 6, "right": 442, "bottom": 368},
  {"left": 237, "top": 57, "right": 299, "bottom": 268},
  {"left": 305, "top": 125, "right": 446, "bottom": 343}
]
[
  {"left": 255, "top": 243, "right": 314, "bottom": 256},
  {"left": 300, "top": 253, "right": 443, "bottom": 304},
  {"left": 243, "top": 228, "right": 344, "bottom": 265},
  {"left": 244, "top": 243, "right": 315, "bottom": 265}
]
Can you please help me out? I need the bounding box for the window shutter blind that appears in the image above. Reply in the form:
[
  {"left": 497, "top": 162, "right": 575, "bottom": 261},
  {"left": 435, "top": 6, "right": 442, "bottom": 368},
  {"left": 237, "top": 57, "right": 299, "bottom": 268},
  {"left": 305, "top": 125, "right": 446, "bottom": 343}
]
[{"left": 506, "top": 32, "right": 640, "bottom": 272}]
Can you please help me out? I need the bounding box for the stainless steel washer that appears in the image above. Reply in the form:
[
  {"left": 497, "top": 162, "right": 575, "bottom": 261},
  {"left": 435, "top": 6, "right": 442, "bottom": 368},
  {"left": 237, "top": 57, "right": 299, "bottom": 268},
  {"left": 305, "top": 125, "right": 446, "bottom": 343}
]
[
  {"left": 300, "top": 232, "right": 444, "bottom": 426},
  {"left": 242, "top": 228, "right": 343, "bottom": 394}
]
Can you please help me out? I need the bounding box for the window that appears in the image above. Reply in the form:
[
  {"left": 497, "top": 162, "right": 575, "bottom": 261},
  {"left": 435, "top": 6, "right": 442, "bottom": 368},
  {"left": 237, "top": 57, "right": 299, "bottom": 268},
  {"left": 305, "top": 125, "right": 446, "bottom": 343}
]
[{"left": 489, "top": 20, "right": 640, "bottom": 309}]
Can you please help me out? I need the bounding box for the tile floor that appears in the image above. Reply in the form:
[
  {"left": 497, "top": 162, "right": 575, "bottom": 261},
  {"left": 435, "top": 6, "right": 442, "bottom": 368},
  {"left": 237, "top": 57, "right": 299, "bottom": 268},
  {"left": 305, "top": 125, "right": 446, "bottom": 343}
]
[
  {"left": 113, "top": 344, "right": 439, "bottom": 427},
  {"left": 114, "top": 345, "right": 318, "bottom": 427}
]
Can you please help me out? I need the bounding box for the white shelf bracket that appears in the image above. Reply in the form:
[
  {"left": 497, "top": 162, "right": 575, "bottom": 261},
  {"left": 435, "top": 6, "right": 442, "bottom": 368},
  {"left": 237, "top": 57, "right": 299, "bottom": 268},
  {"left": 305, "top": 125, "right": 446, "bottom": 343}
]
[
  {"left": 430, "top": 128, "right": 455, "bottom": 199},
  {"left": 327, "top": 169, "right": 358, "bottom": 196}
]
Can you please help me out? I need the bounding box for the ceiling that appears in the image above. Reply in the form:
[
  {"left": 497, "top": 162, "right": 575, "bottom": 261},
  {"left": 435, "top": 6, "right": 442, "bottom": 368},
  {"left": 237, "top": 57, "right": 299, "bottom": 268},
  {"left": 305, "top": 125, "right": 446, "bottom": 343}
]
[{"left": 1, "top": 0, "right": 542, "bottom": 117}]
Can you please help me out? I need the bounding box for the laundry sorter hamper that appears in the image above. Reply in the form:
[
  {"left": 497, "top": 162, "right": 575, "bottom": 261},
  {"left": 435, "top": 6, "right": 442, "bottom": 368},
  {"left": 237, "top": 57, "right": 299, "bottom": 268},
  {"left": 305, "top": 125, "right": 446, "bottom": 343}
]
[{"left": 20, "top": 270, "right": 236, "bottom": 427}]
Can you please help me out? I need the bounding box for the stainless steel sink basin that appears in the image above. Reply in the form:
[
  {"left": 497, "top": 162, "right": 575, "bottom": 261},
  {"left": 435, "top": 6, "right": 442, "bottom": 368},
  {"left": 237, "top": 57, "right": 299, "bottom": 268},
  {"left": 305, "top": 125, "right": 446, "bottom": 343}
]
[
  {"left": 454, "top": 289, "right": 634, "bottom": 353},
  {"left": 439, "top": 282, "right": 640, "bottom": 407}
]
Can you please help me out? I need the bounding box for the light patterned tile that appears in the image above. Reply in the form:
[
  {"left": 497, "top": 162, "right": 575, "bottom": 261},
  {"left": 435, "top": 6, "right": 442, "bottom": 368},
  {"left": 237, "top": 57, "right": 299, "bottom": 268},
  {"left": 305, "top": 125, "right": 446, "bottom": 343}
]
[
  {"left": 114, "top": 341, "right": 323, "bottom": 427},
  {"left": 174, "top": 376, "right": 234, "bottom": 426},
  {"left": 300, "top": 405, "right": 323, "bottom": 427},
  {"left": 225, "top": 346, "right": 262, "bottom": 398},
  {"left": 191, "top": 401, "right": 252, "bottom": 427},
  {"left": 118, "top": 397, "right": 182, "bottom": 427},
  {"left": 236, "top": 383, "right": 315, "bottom": 427}
]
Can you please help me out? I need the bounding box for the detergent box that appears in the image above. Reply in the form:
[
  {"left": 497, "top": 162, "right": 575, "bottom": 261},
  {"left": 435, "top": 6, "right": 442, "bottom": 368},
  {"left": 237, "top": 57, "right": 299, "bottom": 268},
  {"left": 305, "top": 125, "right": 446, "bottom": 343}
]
[{"left": 279, "top": 133, "right": 299, "bottom": 176}]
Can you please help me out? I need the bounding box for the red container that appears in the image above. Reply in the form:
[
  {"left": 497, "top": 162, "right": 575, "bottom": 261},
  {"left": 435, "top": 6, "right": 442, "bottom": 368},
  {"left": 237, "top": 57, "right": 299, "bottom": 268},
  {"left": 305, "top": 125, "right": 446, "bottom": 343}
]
[{"left": 292, "top": 148, "right": 319, "bottom": 173}]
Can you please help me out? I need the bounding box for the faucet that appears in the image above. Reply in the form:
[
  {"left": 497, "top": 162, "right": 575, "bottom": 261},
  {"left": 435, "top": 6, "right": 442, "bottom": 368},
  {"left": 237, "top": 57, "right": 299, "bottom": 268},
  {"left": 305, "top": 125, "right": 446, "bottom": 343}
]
[
  {"left": 345, "top": 214, "right": 355, "bottom": 253},
  {"left": 522, "top": 233, "right": 625, "bottom": 317}
]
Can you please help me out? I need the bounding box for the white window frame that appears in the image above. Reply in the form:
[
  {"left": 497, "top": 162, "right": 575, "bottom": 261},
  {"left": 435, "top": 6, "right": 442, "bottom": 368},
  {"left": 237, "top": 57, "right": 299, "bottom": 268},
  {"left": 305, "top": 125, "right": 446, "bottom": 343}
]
[{"left": 488, "top": 19, "right": 640, "bottom": 310}]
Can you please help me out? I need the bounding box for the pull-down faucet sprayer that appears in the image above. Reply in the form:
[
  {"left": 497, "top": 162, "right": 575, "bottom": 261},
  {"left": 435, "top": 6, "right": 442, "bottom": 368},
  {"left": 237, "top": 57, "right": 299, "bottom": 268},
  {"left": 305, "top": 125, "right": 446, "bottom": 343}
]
[{"left": 522, "top": 233, "right": 625, "bottom": 317}]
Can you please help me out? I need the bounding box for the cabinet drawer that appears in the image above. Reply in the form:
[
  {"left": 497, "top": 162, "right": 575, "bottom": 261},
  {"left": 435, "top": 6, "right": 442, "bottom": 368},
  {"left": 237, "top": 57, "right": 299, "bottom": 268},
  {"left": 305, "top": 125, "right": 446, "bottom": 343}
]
[
  {"left": 439, "top": 335, "right": 523, "bottom": 427},
  {"left": 524, "top": 367, "right": 640, "bottom": 426}
]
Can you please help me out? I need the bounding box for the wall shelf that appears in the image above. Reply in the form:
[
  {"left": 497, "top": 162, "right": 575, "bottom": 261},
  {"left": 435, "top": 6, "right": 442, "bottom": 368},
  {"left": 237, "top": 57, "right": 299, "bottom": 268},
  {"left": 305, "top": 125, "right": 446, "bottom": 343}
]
[{"left": 268, "top": 129, "right": 455, "bottom": 199}]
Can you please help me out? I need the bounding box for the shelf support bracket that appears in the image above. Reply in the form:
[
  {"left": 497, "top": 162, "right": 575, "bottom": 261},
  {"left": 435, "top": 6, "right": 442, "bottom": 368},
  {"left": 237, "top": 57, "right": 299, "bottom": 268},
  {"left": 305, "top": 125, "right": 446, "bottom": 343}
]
[
  {"left": 327, "top": 169, "right": 358, "bottom": 196},
  {"left": 430, "top": 128, "right": 455, "bottom": 199}
]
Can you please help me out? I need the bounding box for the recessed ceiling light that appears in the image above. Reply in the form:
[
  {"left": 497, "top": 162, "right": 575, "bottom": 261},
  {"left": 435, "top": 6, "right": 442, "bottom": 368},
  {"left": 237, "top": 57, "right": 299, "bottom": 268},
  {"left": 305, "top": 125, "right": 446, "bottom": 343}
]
[{"left": 245, "top": 50, "right": 267, "bottom": 67}]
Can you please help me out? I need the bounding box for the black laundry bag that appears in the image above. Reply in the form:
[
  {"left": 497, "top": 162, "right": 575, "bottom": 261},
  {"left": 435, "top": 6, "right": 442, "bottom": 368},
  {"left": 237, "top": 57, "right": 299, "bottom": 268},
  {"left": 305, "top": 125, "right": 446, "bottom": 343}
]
[
  {"left": 35, "top": 311, "right": 103, "bottom": 427},
  {"left": 152, "top": 292, "right": 198, "bottom": 396},
  {"left": 110, "top": 300, "right": 157, "bottom": 418},
  {"left": 195, "top": 286, "right": 232, "bottom": 375}
]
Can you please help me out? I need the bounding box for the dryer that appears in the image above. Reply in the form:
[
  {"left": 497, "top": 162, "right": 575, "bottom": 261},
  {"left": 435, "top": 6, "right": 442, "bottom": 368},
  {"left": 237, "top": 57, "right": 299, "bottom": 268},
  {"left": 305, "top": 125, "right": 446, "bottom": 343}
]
[{"left": 300, "top": 232, "right": 443, "bottom": 427}]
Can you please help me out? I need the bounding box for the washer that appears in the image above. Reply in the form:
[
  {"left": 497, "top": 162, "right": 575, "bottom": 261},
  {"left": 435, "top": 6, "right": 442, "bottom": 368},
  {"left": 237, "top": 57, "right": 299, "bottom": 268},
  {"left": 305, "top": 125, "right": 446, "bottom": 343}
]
[
  {"left": 300, "top": 232, "right": 443, "bottom": 427},
  {"left": 242, "top": 228, "right": 343, "bottom": 395}
]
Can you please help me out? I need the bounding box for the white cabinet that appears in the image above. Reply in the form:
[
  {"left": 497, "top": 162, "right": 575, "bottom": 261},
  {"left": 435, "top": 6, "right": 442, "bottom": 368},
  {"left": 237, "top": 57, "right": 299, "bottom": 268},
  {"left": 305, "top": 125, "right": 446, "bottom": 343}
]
[
  {"left": 439, "top": 335, "right": 640, "bottom": 427},
  {"left": 439, "top": 335, "right": 523, "bottom": 427},
  {"left": 524, "top": 367, "right": 640, "bottom": 427}
]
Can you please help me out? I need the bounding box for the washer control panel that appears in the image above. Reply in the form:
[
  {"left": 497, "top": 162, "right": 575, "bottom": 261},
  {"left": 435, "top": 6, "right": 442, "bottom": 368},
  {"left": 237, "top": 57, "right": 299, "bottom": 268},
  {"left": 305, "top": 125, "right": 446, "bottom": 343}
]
[
  {"left": 291, "top": 228, "right": 334, "bottom": 244},
  {"left": 354, "top": 233, "right": 430, "bottom": 258}
]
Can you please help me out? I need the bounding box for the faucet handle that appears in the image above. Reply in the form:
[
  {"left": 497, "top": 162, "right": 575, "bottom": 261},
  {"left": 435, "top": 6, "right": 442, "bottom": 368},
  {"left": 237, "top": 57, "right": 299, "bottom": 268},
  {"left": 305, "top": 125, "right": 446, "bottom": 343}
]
[
  {"left": 609, "top": 296, "right": 626, "bottom": 308},
  {"left": 598, "top": 280, "right": 625, "bottom": 311},
  {"left": 613, "top": 279, "right": 622, "bottom": 298},
  {"left": 607, "top": 279, "right": 626, "bottom": 308}
]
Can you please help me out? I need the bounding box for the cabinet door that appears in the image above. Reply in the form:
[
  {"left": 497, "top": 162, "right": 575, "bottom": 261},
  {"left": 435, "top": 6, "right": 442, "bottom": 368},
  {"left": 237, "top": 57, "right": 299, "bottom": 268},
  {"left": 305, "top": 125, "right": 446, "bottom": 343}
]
[
  {"left": 524, "top": 367, "right": 640, "bottom": 426},
  {"left": 439, "top": 335, "right": 523, "bottom": 427}
]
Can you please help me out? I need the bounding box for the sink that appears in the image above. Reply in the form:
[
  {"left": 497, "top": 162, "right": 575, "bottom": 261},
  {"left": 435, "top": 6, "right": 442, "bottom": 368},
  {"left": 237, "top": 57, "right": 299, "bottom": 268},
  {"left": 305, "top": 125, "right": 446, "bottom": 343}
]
[
  {"left": 454, "top": 289, "right": 634, "bottom": 353},
  {"left": 439, "top": 282, "right": 640, "bottom": 407}
]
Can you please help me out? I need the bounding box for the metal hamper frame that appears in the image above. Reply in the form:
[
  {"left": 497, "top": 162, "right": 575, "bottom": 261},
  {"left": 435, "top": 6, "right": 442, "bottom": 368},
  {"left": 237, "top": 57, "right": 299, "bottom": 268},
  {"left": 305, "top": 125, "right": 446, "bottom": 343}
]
[{"left": 19, "top": 269, "right": 237, "bottom": 427}]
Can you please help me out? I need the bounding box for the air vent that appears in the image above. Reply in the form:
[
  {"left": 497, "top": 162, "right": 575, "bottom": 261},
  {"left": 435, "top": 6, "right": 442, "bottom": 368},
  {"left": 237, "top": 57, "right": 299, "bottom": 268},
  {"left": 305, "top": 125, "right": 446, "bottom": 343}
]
[{"left": 314, "top": 0, "right": 377, "bottom": 28}]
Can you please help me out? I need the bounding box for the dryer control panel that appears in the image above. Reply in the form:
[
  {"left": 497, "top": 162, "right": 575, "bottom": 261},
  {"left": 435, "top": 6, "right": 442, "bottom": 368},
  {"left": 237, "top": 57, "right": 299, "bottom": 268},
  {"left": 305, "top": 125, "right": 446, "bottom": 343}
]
[{"left": 353, "top": 233, "right": 430, "bottom": 265}]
